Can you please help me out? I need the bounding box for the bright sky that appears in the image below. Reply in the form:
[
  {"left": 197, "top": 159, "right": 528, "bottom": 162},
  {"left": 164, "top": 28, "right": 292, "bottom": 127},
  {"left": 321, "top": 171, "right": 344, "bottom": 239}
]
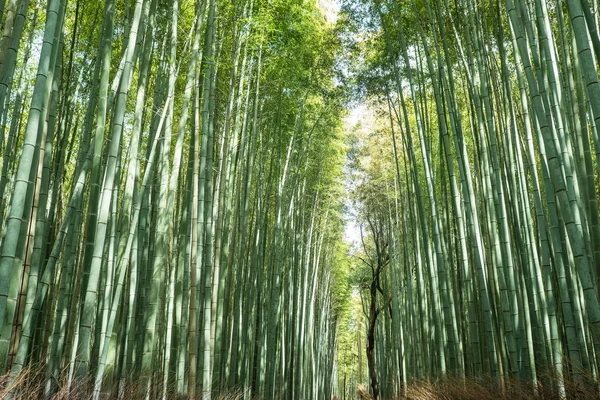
[
  {"left": 318, "top": 0, "right": 340, "bottom": 24},
  {"left": 342, "top": 104, "right": 373, "bottom": 251}
]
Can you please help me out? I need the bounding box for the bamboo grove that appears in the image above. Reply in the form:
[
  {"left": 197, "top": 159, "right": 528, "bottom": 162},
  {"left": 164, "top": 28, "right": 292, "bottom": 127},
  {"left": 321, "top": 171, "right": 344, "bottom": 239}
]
[
  {"left": 338, "top": 0, "right": 600, "bottom": 398},
  {"left": 0, "top": 0, "right": 350, "bottom": 398}
]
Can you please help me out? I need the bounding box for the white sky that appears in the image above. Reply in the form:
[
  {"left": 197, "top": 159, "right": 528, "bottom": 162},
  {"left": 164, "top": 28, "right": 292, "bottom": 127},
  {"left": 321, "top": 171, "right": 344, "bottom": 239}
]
[
  {"left": 342, "top": 104, "right": 373, "bottom": 251},
  {"left": 318, "top": 0, "right": 341, "bottom": 24}
]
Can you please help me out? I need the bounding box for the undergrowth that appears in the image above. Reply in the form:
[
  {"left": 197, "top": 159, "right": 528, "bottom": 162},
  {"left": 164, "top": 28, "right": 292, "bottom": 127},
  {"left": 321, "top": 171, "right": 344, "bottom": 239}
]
[
  {"left": 355, "top": 375, "right": 600, "bottom": 400},
  {"left": 0, "top": 365, "right": 248, "bottom": 399}
]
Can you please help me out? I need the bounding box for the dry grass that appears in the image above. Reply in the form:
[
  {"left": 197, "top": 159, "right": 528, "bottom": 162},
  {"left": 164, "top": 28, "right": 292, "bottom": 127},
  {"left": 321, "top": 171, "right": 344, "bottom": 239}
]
[
  {"left": 0, "top": 366, "right": 249, "bottom": 399},
  {"left": 390, "top": 375, "right": 600, "bottom": 400},
  {"left": 4, "top": 368, "right": 600, "bottom": 399},
  {"left": 357, "top": 384, "right": 374, "bottom": 399}
]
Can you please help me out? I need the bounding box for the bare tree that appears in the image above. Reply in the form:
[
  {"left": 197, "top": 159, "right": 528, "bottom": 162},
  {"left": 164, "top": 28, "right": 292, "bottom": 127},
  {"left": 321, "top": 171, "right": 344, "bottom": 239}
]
[{"left": 358, "top": 213, "right": 390, "bottom": 400}]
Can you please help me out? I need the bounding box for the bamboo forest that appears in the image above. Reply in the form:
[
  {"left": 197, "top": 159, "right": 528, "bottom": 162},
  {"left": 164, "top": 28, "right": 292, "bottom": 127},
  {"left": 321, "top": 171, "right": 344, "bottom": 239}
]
[{"left": 5, "top": 0, "right": 600, "bottom": 398}]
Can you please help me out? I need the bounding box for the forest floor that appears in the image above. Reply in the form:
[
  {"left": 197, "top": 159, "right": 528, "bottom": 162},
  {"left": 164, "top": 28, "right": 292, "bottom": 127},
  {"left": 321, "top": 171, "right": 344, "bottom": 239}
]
[
  {"left": 354, "top": 377, "right": 600, "bottom": 400},
  {"left": 0, "top": 368, "right": 247, "bottom": 400},
  {"left": 4, "top": 367, "right": 600, "bottom": 399}
]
